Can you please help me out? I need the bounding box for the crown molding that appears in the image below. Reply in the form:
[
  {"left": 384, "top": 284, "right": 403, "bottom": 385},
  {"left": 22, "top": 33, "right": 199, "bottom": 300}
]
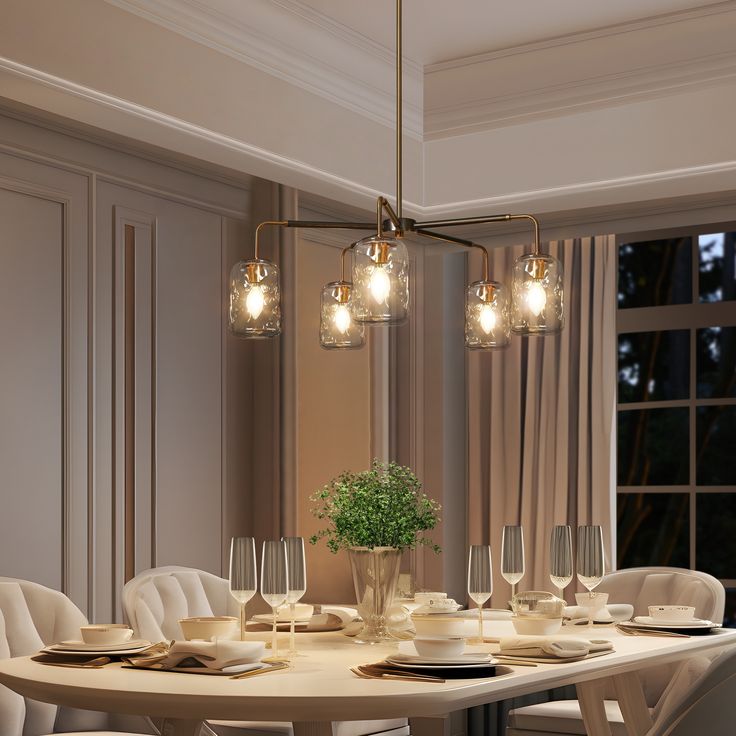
[
  {"left": 103, "top": 0, "right": 423, "bottom": 140},
  {"left": 425, "top": 1, "right": 736, "bottom": 137}
]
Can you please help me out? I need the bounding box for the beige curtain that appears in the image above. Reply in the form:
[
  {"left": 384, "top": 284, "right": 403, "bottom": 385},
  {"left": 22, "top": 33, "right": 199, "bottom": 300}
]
[{"left": 468, "top": 235, "right": 617, "bottom": 602}]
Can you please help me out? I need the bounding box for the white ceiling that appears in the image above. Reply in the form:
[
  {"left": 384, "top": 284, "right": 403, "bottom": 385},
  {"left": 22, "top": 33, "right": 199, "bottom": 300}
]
[{"left": 212, "top": 0, "right": 722, "bottom": 64}]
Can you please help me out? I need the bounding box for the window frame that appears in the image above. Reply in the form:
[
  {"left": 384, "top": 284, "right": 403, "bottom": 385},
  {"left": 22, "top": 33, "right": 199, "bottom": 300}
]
[{"left": 617, "top": 221, "right": 736, "bottom": 588}]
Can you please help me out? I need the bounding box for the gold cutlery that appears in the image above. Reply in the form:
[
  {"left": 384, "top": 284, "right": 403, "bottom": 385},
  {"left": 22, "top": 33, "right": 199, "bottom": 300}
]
[
  {"left": 350, "top": 666, "right": 445, "bottom": 683},
  {"left": 615, "top": 624, "right": 689, "bottom": 638},
  {"left": 492, "top": 657, "right": 538, "bottom": 667},
  {"left": 230, "top": 662, "right": 290, "bottom": 679}
]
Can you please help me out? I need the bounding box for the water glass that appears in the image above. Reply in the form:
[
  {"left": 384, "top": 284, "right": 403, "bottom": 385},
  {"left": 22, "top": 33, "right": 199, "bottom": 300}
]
[
  {"left": 577, "top": 525, "right": 605, "bottom": 597},
  {"left": 549, "top": 525, "right": 573, "bottom": 602},
  {"left": 229, "top": 537, "right": 257, "bottom": 641},
  {"left": 283, "top": 536, "right": 307, "bottom": 656},
  {"left": 261, "top": 540, "right": 289, "bottom": 658},
  {"left": 501, "top": 525, "right": 525, "bottom": 598},
  {"left": 467, "top": 545, "right": 493, "bottom": 644}
]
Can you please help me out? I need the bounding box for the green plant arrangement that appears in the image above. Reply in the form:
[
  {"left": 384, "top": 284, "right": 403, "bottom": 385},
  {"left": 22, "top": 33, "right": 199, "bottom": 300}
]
[{"left": 309, "top": 459, "right": 441, "bottom": 553}]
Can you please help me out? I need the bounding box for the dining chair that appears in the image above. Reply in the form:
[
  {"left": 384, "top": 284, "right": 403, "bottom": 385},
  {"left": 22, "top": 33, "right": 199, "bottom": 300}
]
[
  {"left": 123, "top": 566, "right": 410, "bottom": 736},
  {"left": 505, "top": 567, "right": 725, "bottom": 736},
  {"left": 645, "top": 645, "right": 736, "bottom": 736},
  {"left": 0, "top": 577, "right": 156, "bottom": 736}
]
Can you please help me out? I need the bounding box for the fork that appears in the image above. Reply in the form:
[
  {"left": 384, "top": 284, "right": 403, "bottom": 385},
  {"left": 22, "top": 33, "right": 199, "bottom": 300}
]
[
  {"left": 616, "top": 624, "right": 689, "bottom": 638},
  {"left": 351, "top": 666, "right": 445, "bottom": 683}
]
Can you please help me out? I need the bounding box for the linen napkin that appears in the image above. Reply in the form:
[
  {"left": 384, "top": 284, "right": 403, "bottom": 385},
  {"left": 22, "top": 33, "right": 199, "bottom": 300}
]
[
  {"left": 125, "top": 639, "right": 266, "bottom": 673},
  {"left": 498, "top": 636, "right": 613, "bottom": 659}
]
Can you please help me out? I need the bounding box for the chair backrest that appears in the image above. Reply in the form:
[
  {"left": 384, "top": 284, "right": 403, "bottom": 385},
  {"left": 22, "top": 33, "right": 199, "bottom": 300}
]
[
  {"left": 598, "top": 567, "right": 725, "bottom": 622},
  {"left": 0, "top": 577, "right": 107, "bottom": 736},
  {"left": 648, "top": 645, "right": 736, "bottom": 736},
  {"left": 123, "top": 566, "right": 238, "bottom": 642}
]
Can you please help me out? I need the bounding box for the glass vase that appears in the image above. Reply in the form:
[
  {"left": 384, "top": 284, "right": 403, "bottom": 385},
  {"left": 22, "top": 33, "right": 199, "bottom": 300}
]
[{"left": 348, "top": 546, "right": 402, "bottom": 644}]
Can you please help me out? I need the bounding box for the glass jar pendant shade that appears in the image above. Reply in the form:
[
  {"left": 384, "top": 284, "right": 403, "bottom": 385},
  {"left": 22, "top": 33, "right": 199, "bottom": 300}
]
[
  {"left": 319, "top": 282, "right": 364, "bottom": 349},
  {"left": 351, "top": 235, "right": 409, "bottom": 324},
  {"left": 511, "top": 253, "right": 564, "bottom": 335},
  {"left": 228, "top": 258, "right": 281, "bottom": 338},
  {"left": 465, "top": 280, "right": 511, "bottom": 349}
]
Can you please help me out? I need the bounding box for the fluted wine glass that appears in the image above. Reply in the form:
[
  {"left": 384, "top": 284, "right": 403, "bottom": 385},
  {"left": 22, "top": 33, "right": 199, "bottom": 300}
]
[
  {"left": 261, "top": 540, "right": 289, "bottom": 659},
  {"left": 283, "top": 536, "right": 307, "bottom": 657},
  {"left": 577, "top": 525, "right": 605, "bottom": 597},
  {"left": 549, "top": 525, "right": 573, "bottom": 602},
  {"left": 467, "top": 545, "right": 493, "bottom": 644},
  {"left": 229, "top": 537, "right": 257, "bottom": 641},
  {"left": 501, "top": 525, "right": 525, "bottom": 599}
]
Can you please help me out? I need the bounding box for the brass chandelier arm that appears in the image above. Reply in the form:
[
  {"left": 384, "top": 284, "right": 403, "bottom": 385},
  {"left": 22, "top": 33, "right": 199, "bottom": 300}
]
[
  {"left": 416, "top": 213, "right": 542, "bottom": 254},
  {"left": 253, "top": 220, "right": 288, "bottom": 260},
  {"left": 376, "top": 196, "right": 402, "bottom": 237},
  {"left": 414, "top": 228, "right": 490, "bottom": 283}
]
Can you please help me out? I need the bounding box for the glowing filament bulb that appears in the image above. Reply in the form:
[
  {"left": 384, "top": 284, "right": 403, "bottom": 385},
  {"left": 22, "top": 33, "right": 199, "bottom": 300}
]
[
  {"left": 369, "top": 267, "right": 391, "bottom": 303},
  {"left": 526, "top": 280, "right": 547, "bottom": 317},
  {"left": 479, "top": 303, "right": 497, "bottom": 334},
  {"left": 333, "top": 304, "right": 352, "bottom": 334},
  {"left": 245, "top": 284, "right": 265, "bottom": 319}
]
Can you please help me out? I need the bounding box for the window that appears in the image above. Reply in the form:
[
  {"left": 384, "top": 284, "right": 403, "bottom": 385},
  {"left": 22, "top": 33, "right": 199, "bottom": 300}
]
[{"left": 616, "top": 227, "right": 736, "bottom": 626}]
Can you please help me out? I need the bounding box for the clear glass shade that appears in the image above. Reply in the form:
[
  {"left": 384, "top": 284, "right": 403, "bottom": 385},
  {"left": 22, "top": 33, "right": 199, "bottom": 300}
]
[
  {"left": 228, "top": 259, "right": 281, "bottom": 338},
  {"left": 319, "top": 282, "right": 364, "bottom": 349},
  {"left": 465, "top": 280, "right": 511, "bottom": 349},
  {"left": 351, "top": 235, "right": 409, "bottom": 323},
  {"left": 511, "top": 253, "right": 564, "bottom": 335}
]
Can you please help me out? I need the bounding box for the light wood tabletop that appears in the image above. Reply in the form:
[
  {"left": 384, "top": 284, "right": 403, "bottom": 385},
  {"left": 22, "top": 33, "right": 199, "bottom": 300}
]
[{"left": 0, "top": 623, "right": 734, "bottom": 736}]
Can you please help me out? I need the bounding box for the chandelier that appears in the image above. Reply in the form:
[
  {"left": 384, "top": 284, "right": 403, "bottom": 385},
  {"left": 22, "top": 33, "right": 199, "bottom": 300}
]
[{"left": 229, "top": 0, "right": 564, "bottom": 348}]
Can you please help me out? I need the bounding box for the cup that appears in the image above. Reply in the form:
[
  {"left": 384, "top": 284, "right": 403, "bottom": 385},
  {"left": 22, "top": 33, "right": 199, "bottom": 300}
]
[{"left": 80, "top": 624, "right": 134, "bottom": 646}]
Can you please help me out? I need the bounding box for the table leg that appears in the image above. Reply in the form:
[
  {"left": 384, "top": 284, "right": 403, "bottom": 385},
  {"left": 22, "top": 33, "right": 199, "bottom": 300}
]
[
  {"left": 577, "top": 679, "right": 613, "bottom": 736},
  {"left": 159, "top": 718, "right": 209, "bottom": 736},
  {"left": 613, "top": 672, "right": 653, "bottom": 736},
  {"left": 293, "top": 722, "right": 336, "bottom": 736},
  {"left": 411, "top": 715, "right": 450, "bottom": 736}
]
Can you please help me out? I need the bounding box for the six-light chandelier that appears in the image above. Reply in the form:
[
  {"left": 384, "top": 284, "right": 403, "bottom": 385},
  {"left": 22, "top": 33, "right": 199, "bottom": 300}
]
[{"left": 229, "top": 0, "right": 564, "bottom": 349}]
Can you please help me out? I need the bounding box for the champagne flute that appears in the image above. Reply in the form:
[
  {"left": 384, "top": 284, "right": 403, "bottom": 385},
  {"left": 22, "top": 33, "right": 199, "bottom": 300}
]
[
  {"left": 229, "top": 537, "right": 257, "bottom": 641},
  {"left": 549, "top": 525, "right": 573, "bottom": 602},
  {"left": 577, "top": 525, "right": 605, "bottom": 598},
  {"left": 261, "top": 540, "right": 289, "bottom": 659},
  {"left": 501, "top": 525, "right": 525, "bottom": 599},
  {"left": 467, "top": 545, "right": 493, "bottom": 644},
  {"left": 283, "top": 536, "right": 307, "bottom": 657}
]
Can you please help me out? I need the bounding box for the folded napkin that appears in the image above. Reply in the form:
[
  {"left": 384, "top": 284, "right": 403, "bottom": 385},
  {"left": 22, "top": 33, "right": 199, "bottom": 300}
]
[
  {"left": 321, "top": 606, "right": 358, "bottom": 624},
  {"left": 499, "top": 636, "right": 613, "bottom": 659},
  {"left": 125, "top": 639, "right": 266, "bottom": 673}
]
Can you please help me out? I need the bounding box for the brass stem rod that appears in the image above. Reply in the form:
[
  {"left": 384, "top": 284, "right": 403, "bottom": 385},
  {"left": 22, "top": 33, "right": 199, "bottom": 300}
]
[
  {"left": 415, "top": 228, "right": 490, "bottom": 282},
  {"left": 396, "top": 0, "right": 403, "bottom": 220},
  {"left": 340, "top": 242, "right": 357, "bottom": 283},
  {"left": 254, "top": 220, "right": 288, "bottom": 260}
]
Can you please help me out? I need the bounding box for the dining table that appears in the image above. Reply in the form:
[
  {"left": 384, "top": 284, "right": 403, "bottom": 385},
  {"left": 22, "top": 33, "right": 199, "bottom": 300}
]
[{"left": 0, "top": 622, "right": 734, "bottom": 736}]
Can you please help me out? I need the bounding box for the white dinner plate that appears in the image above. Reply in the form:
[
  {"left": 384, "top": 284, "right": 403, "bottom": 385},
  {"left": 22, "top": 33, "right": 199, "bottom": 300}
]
[
  {"left": 251, "top": 613, "right": 312, "bottom": 625},
  {"left": 385, "top": 657, "right": 499, "bottom": 671},
  {"left": 387, "top": 653, "right": 493, "bottom": 666},
  {"left": 631, "top": 617, "right": 719, "bottom": 628},
  {"left": 43, "top": 641, "right": 152, "bottom": 656}
]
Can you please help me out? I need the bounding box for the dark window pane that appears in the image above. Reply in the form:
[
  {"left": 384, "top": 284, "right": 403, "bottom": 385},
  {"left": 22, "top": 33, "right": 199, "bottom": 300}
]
[
  {"left": 697, "top": 406, "right": 736, "bottom": 485},
  {"left": 618, "top": 238, "right": 692, "bottom": 309},
  {"left": 618, "top": 330, "right": 690, "bottom": 402},
  {"left": 618, "top": 408, "right": 689, "bottom": 485},
  {"left": 724, "top": 589, "right": 736, "bottom": 628},
  {"left": 699, "top": 232, "right": 736, "bottom": 303},
  {"left": 617, "top": 493, "right": 689, "bottom": 568},
  {"left": 696, "top": 494, "right": 736, "bottom": 580},
  {"left": 697, "top": 326, "right": 736, "bottom": 398}
]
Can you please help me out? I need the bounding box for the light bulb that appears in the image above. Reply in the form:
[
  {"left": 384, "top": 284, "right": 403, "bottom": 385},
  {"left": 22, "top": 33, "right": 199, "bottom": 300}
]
[
  {"left": 525, "top": 280, "right": 547, "bottom": 317},
  {"left": 369, "top": 266, "right": 391, "bottom": 303},
  {"left": 245, "top": 284, "right": 265, "bottom": 319},
  {"left": 479, "top": 303, "right": 497, "bottom": 334},
  {"left": 333, "top": 304, "right": 352, "bottom": 334}
]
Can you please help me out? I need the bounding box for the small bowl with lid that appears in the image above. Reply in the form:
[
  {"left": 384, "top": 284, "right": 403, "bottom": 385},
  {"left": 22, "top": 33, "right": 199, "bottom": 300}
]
[{"left": 510, "top": 591, "right": 564, "bottom": 635}]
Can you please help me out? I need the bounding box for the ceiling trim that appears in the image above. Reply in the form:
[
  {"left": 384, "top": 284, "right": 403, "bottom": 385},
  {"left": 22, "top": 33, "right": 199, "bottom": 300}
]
[
  {"left": 426, "top": 51, "right": 736, "bottom": 137},
  {"left": 103, "top": 0, "right": 423, "bottom": 140}
]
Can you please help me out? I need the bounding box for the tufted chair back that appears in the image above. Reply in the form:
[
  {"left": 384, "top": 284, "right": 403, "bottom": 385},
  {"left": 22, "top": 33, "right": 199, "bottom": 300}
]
[
  {"left": 0, "top": 577, "right": 108, "bottom": 735},
  {"left": 122, "top": 566, "right": 238, "bottom": 642},
  {"left": 597, "top": 567, "right": 724, "bottom": 622}
]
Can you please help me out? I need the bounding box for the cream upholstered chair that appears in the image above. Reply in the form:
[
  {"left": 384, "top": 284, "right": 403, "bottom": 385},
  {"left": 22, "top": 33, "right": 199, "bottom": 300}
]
[
  {"left": 506, "top": 567, "right": 725, "bottom": 736},
  {"left": 123, "top": 567, "right": 409, "bottom": 736},
  {"left": 0, "top": 577, "right": 155, "bottom": 735},
  {"left": 646, "top": 646, "right": 736, "bottom": 736}
]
